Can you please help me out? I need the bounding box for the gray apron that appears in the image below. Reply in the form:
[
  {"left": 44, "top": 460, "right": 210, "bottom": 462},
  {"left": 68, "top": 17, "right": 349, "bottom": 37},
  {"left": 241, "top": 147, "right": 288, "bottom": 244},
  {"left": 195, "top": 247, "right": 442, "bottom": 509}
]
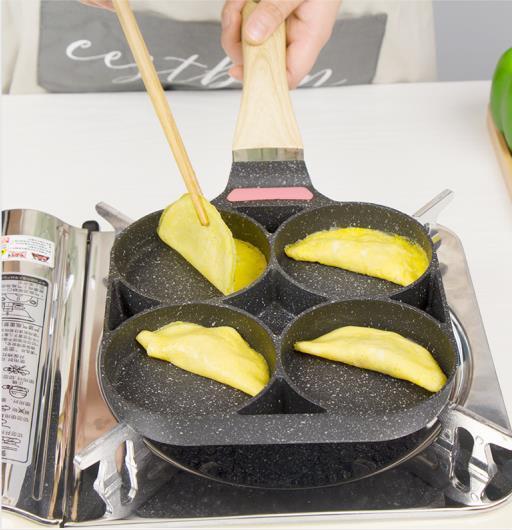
[{"left": 38, "top": 0, "right": 386, "bottom": 92}]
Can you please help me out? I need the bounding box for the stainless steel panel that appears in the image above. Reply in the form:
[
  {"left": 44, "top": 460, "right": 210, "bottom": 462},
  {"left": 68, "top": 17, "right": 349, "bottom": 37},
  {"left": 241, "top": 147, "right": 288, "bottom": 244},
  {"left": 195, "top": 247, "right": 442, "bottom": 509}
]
[
  {"left": 2, "top": 210, "right": 89, "bottom": 524},
  {"left": 437, "top": 226, "right": 509, "bottom": 427}
]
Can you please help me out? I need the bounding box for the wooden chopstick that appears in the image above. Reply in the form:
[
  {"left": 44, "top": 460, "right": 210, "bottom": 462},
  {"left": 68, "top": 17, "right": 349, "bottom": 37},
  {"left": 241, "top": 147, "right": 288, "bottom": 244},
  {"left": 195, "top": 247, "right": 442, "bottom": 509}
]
[{"left": 112, "top": 0, "right": 209, "bottom": 226}]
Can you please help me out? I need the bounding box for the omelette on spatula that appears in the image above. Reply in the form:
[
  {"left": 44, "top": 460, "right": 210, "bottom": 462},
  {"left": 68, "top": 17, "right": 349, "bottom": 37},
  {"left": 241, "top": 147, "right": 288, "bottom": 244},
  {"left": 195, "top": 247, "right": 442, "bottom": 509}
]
[{"left": 158, "top": 194, "right": 266, "bottom": 295}]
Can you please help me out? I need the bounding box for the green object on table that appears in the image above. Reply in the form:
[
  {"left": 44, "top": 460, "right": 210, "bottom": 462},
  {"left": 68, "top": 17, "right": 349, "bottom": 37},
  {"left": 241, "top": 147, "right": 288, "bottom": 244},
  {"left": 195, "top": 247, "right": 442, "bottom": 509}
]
[{"left": 490, "top": 47, "right": 512, "bottom": 150}]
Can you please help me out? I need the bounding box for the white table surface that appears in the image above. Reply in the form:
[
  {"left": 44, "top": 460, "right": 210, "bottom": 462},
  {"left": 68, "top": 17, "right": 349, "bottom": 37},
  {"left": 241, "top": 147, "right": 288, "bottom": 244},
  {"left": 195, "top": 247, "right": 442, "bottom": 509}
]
[{"left": 1, "top": 80, "right": 512, "bottom": 529}]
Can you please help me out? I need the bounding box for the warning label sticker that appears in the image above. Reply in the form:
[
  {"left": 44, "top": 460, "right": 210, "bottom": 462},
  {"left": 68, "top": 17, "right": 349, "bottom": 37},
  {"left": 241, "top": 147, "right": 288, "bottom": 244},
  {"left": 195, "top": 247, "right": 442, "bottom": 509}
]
[
  {"left": 1, "top": 235, "right": 55, "bottom": 268},
  {"left": 1, "top": 274, "right": 49, "bottom": 465}
]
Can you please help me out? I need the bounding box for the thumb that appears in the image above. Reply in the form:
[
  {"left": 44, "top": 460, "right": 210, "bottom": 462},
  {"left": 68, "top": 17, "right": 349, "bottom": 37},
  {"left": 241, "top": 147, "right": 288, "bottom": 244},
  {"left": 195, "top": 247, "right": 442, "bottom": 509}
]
[{"left": 244, "top": 0, "right": 302, "bottom": 44}]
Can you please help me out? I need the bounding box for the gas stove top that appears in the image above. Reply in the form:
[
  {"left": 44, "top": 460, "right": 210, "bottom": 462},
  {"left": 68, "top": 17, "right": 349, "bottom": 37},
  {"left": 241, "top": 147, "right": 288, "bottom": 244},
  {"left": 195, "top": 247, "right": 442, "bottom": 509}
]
[{"left": 2, "top": 196, "right": 512, "bottom": 526}]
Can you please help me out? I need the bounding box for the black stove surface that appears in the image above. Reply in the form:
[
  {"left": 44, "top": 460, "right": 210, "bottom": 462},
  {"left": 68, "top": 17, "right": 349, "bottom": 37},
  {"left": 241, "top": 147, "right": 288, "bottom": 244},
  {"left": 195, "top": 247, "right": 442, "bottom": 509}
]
[{"left": 136, "top": 464, "right": 446, "bottom": 520}]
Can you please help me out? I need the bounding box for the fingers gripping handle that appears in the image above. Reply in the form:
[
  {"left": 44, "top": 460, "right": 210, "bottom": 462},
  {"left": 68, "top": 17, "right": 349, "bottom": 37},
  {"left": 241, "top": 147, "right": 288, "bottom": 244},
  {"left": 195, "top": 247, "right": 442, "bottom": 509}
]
[{"left": 232, "top": 0, "right": 303, "bottom": 152}]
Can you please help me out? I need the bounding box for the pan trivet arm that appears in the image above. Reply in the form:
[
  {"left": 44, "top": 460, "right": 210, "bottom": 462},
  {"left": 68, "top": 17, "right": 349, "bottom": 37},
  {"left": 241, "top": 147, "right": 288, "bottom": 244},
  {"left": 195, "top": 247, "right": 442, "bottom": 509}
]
[
  {"left": 74, "top": 423, "right": 172, "bottom": 520},
  {"left": 436, "top": 404, "right": 512, "bottom": 506}
]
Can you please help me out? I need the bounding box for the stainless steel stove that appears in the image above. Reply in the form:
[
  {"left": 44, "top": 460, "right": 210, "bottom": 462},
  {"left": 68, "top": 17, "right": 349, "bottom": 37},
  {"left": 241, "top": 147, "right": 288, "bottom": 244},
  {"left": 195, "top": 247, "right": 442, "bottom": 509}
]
[{"left": 2, "top": 193, "right": 512, "bottom": 526}]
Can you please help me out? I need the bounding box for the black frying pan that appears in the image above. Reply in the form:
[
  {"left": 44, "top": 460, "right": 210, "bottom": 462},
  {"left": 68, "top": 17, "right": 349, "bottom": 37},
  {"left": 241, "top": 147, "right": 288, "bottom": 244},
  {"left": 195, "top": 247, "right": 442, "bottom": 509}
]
[{"left": 99, "top": 0, "right": 458, "bottom": 488}]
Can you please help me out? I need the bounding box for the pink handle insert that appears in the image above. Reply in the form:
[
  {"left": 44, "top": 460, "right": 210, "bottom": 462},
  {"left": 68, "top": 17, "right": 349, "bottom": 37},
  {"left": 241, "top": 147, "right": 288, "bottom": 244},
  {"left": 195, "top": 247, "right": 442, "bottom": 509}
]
[{"left": 227, "top": 187, "right": 313, "bottom": 202}]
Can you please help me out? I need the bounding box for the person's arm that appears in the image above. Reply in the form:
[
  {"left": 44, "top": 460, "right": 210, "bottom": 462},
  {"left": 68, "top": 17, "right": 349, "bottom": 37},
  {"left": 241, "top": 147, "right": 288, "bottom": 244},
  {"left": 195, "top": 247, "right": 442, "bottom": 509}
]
[{"left": 221, "top": 0, "right": 340, "bottom": 88}]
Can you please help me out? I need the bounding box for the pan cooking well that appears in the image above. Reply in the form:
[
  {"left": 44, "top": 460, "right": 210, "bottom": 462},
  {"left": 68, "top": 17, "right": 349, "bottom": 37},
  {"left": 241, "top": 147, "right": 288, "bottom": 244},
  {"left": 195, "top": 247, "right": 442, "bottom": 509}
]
[
  {"left": 110, "top": 208, "right": 271, "bottom": 318},
  {"left": 100, "top": 304, "right": 276, "bottom": 421},
  {"left": 274, "top": 203, "right": 434, "bottom": 300},
  {"left": 282, "top": 299, "right": 456, "bottom": 422}
]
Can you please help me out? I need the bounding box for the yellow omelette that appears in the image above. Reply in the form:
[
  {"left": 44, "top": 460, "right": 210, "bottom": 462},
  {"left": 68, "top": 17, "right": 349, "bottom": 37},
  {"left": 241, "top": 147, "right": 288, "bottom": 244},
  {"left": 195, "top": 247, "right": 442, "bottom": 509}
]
[
  {"left": 137, "top": 321, "right": 270, "bottom": 396},
  {"left": 158, "top": 194, "right": 266, "bottom": 295},
  {"left": 294, "top": 325, "right": 447, "bottom": 392},
  {"left": 285, "top": 227, "right": 429, "bottom": 286}
]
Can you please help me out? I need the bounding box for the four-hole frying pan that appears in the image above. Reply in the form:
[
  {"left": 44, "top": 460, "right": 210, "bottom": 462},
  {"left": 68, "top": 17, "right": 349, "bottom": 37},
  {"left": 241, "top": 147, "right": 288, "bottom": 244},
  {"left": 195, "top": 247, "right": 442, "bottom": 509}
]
[{"left": 98, "top": 0, "right": 512, "bottom": 490}]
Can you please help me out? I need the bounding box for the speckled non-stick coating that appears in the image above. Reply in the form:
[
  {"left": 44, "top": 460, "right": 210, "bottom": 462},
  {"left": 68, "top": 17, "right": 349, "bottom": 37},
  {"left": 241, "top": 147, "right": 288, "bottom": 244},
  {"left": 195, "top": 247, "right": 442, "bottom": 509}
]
[
  {"left": 99, "top": 159, "right": 459, "bottom": 488},
  {"left": 99, "top": 298, "right": 456, "bottom": 446},
  {"left": 100, "top": 169, "right": 457, "bottom": 448},
  {"left": 281, "top": 299, "right": 456, "bottom": 418},
  {"left": 100, "top": 304, "right": 276, "bottom": 418},
  {"left": 112, "top": 209, "right": 271, "bottom": 309},
  {"left": 274, "top": 203, "right": 433, "bottom": 299},
  {"left": 215, "top": 160, "right": 329, "bottom": 231}
]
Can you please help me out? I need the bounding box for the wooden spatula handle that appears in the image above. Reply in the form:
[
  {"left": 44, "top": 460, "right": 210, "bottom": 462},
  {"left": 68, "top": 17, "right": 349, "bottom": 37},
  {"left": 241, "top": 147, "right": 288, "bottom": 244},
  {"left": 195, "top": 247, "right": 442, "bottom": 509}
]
[{"left": 232, "top": 0, "right": 303, "bottom": 152}]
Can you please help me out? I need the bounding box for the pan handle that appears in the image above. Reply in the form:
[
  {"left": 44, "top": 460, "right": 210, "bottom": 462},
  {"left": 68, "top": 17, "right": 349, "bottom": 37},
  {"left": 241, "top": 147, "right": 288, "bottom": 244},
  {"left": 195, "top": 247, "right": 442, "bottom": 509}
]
[
  {"left": 434, "top": 403, "right": 512, "bottom": 506},
  {"left": 232, "top": 0, "right": 303, "bottom": 159}
]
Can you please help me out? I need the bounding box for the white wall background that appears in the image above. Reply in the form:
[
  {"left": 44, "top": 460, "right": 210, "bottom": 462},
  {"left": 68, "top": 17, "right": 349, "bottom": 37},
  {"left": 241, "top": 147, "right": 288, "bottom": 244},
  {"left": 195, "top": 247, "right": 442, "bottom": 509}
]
[{"left": 433, "top": 0, "right": 512, "bottom": 81}]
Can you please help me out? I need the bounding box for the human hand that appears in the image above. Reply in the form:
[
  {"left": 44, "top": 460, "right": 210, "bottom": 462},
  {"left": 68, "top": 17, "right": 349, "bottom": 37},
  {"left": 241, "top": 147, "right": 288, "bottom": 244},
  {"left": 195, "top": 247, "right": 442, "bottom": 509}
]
[
  {"left": 221, "top": 0, "right": 340, "bottom": 89},
  {"left": 79, "top": 0, "right": 114, "bottom": 11}
]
